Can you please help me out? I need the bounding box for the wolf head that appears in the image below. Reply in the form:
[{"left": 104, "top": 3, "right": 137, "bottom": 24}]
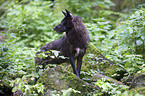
[{"left": 53, "top": 9, "right": 74, "bottom": 33}]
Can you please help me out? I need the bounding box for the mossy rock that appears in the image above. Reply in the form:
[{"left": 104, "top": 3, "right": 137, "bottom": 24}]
[
  {"left": 105, "top": 65, "right": 119, "bottom": 77},
  {"left": 130, "top": 73, "right": 145, "bottom": 88},
  {"left": 37, "top": 42, "right": 124, "bottom": 83},
  {"left": 83, "top": 43, "right": 113, "bottom": 71},
  {"left": 130, "top": 87, "right": 145, "bottom": 95},
  {"left": 81, "top": 43, "right": 124, "bottom": 79},
  {"left": 91, "top": 73, "right": 124, "bottom": 85},
  {"left": 37, "top": 43, "right": 126, "bottom": 95},
  {"left": 128, "top": 74, "right": 145, "bottom": 95},
  {"left": 37, "top": 65, "right": 100, "bottom": 96}
]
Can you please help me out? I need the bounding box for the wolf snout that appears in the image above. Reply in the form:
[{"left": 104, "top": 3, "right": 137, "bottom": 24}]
[
  {"left": 53, "top": 26, "right": 60, "bottom": 30},
  {"left": 53, "top": 26, "right": 56, "bottom": 30}
]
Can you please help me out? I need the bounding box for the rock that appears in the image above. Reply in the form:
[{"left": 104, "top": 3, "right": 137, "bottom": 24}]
[
  {"left": 130, "top": 73, "right": 145, "bottom": 88},
  {"left": 130, "top": 87, "right": 145, "bottom": 95},
  {"left": 81, "top": 42, "right": 113, "bottom": 72},
  {"left": 37, "top": 65, "right": 100, "bottom": 96},
  {"left": 92, "top": 73, "right": 124, "bottom": 85},
  {"left": 129, "top": 73, "right": 145, "bottom": 95},
  {"left": 36, "top": 43, "right": 126, "bottom": 95},
  {"left": 82, "top": 43, "right": 125, "bottom": 80}
]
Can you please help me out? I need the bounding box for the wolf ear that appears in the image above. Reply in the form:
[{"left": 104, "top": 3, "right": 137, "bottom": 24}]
[
  {"left": 62, "top": 11, "right": 66, "bottom": 16},
  {"left": 65, "top": 9, "right": 74, "bottom": 19}
]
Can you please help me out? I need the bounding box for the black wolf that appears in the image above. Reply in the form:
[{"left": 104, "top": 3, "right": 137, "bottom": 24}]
[{"left": 35, "top": 9, "right": 89, "bottom": 78}]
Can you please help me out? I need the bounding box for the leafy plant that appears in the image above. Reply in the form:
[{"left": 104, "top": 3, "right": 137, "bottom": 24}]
[
  {"left": 94, "top": 78, "right": 143, "bottom": 96},
  {"left": 95, "top": 78, "right": 128, "bottom": 95},
  {"left": 0, "top": 0, "right": 62, "bottom": 48},
  {"left": 54, "top": 0, "right": 115, "bottom": 18},
  {"left": 0, "top": 32, "right": 43, "bottom": 95},
  {"left": 92, "top": 8, "right": 145, "bottom": 76},
  {"left": 86, "top": 17, "right": 116, "bottom": 49},
  {"left": 10, "top": 75, "right": 44, "bottom": 95},
  {"left": 46, "top": 88, "right": 80, "bottom": 96},
  {"left": 0, "top": 0, "right": 145, "bottom": 95}
]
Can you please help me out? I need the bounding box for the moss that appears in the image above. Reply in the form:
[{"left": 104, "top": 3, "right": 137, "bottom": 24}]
[
  {"left": 37, "top": 65, "right": 100, "bottom": 96},
  {"left": 86, "top": 43, "right": 104, "bottom": 57},
  {"left": 105, "top": 65, "right": 119, "bottom": 77},
  {"left": 83, "top": 43, "right": 112, "bottom": 70}
]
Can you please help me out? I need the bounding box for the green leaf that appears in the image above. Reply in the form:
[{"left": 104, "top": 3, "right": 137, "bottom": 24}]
[
  {"left": 124, "top": 52, "right": 130, "bottom": 56},
  {"left": 125, "top": 62, "right": 130, "bottom": 68},
  {"left": 51, "top": 50, "right": 60, "bottom": 57}
]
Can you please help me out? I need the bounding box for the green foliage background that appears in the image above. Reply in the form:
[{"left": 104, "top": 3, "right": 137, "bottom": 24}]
[{"left": 0, "top": 0, "right": 145, "bottom": 95}]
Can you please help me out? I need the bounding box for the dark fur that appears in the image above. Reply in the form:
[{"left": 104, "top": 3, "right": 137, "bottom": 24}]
[{"left": 35, "top": 9, "right": 89, "bottom": 78}]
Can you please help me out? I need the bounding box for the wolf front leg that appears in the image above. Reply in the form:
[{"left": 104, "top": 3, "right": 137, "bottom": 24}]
[
  {"left": 77, "top": 48, "right": 85, "bottom": 76},
  {"left": 77, "top": 56, "right": 83, "bottom": 76},
  {"left": 69, "top": 55, "right": 80, "bottom": 78},
  {"left": 69, "top": 46, "right": 80, "bottom": 78}
]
